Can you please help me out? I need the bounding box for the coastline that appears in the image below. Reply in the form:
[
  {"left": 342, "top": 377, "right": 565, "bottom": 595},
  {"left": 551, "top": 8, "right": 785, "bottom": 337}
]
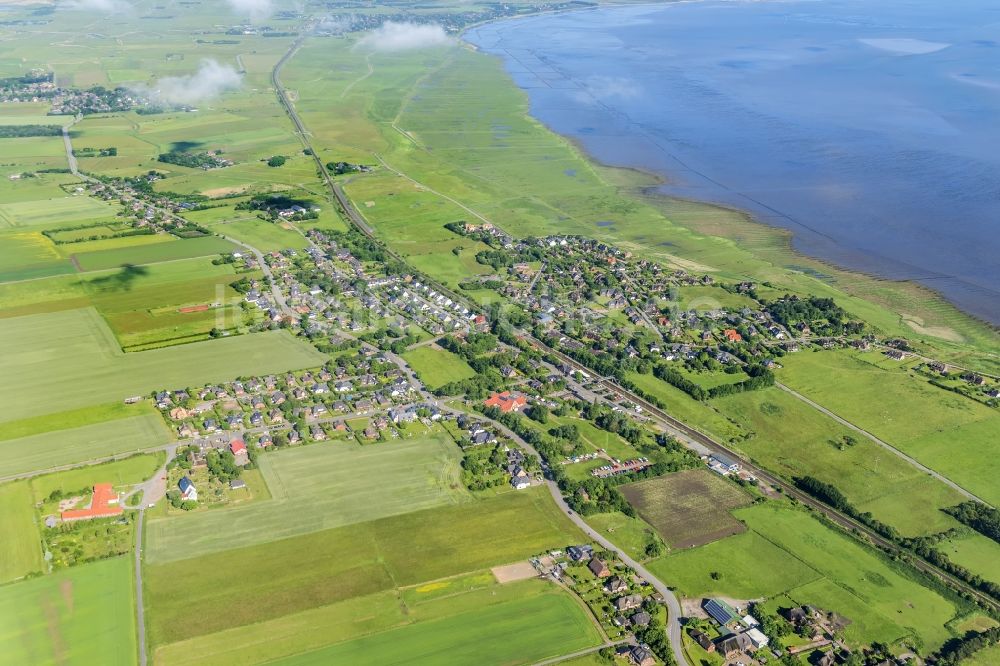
[{"left": 459, "top": 7, "right": 1000, "bottom": 360}]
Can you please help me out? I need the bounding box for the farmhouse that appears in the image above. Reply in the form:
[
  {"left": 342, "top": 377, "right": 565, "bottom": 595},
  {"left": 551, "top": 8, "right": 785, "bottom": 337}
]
[
  {"left": 60, "top": 483, "right": 123, "bottom": 522},
  {"left": 484, "top": 390, "right": 528, "bottom": 414},
  {"left": 716, "top": 631, "right": 753, "bottom": 658},
  {"left": 510, "top": 476, "right": 531, "bottom": 490}
]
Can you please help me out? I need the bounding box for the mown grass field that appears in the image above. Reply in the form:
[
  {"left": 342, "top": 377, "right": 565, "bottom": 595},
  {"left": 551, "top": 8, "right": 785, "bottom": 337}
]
[
  {"left": 0, "top": 229, "right": 74, "bottom": 282},
  {"left": 145, "top": 487, "right": 583, "bottom": 646},
  {"left": 401, "top": 345, "right": 476, "bottom": 390},
  {"left": 0, "top": 400, "right": 158, "bottom": 442},
  {"left": 778, "top": 349, "right": 1000, "bottom": 506},
  {"left": 155, "top": 578, "right": 599, "bottom": 666},
  {"left": 0, "top": 307, "right": 325, "bottom": 422},
  {"left": 0, "top": 193, "right": 118, "bottom": 229},
  {"left": 649, "top": 502, "right": 963, "bottom": 651},
  {"left": 0, "top": 481, "right": 43, "bottom": 582},
  {"left": 625, "top": 371, "right": 745, "bottom": 442},
  {"left": 145, "top": 432, "right": 469, "bottom": 563},
  {"left": 621, "top": 469, "right": 752, "bottom": 548},
  {"left": 0, "top": 414, "right": 171, "bottom": 479},
  {"left": 0, "top": 556, "right": 136, "bottom": 665}
]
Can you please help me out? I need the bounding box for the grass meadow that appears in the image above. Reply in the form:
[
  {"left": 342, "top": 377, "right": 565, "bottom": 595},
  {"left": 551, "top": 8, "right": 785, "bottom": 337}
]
[
  {"left": 649, "top": 502, "right": 963, "bottom": 651},
  {"left": 145, "top": 432, "right": 469, "bottom": 563},
  {"left": 0, "top": 557, "right": 136, "bottom": 665},
  {"left": 29, "top": 453, "right": 163, "bottom": 503},
  {"left": 70, "top": 236, "right": 236, "bottom": 272},
  {"left": 0, "top": 307, "right": 325, "bottom": 422},
  {"left": 401, "top": 345, "right": 476, "bottom": 390},
  {"left": 145, "top": 486, "right": 583, "bottom": 646},
  {"left": 0, "top": 481, "right": 43, "bottom": 582},
  {"left": 621, "top": 469, "right": 752, "bottom": 548},
  {"left": 778, "top": 349, "right": 1000, "bottom": 505}
]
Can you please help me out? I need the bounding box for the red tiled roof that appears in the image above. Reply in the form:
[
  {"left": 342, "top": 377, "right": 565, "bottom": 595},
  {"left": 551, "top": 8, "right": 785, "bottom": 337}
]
[
  {"left": 484, "top": 391, "right": 527, "bottom": 413},
  {"left": 230, "top": 439, "right": 247, "bottom": 455},
  {"left": 60, "top": 483, "right": 123, "bottom": 522}
]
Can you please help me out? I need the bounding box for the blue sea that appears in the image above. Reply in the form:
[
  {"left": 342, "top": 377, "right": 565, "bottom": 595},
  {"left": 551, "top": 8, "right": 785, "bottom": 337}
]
[{"left": 466, "top": 0, "right": 1000, "bottom": 325}]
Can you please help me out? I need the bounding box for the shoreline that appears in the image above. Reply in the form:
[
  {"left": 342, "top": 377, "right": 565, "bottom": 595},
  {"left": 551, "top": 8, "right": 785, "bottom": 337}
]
[{"left": 460, "top": 7, "right": 1000, "bottom": 348}]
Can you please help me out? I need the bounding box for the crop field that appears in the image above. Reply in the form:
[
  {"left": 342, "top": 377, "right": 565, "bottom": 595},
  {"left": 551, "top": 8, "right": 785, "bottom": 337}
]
[
  {"left": 0, "top": 401, "right": 156, "bottom": 442},
  {"left": 0, "top": 414, "right": 171, "bottom": 479},
  {"left": 0, "top": 229, "right": 74, "bottom": 282},
  {"left": 29, "top": 453, "right": 163, "bottom": 503},
  {"left": 274, "top": 582, "right": 599, "bottom": 666},
  {"left": 70, "top": 236, "right": 237, "bottom": 272},
  {"left": 145, "top": 486, "right": 582, "bottom": 645},
  {"left": 714, "top": 387, "right": 966, "bottom": 536},
  {"left": 0, "top": 193, "right": 118, "bottom": 229},
  {"left": 155, "top": 578, "right": 598, "bottom": 666},
  {"left": 401, "top": 345, "right": 476, "bottom": 389},
  {"left": 778, "top": 349, "right": 1000, "bottom": 505},
  {"left": 202, "top": 216, "right": 310, "bottom": 253},
  {"left": 0, "top": 556, "right": 136, "bottom": 665},
  {"left": 0, "top": 480, "right": 43, "bottom": 582},
  {"left": 621, "top": 469, "right": 752, "bottom": 548},
  {"left": 650, "top": 502, "right": 962, "bottom": 651},
  {"left": 145, "top": 432, "right": 470, "bottom": 563},
  {"left": 0, "top": 307, "right": 325, "bottom": 421}
]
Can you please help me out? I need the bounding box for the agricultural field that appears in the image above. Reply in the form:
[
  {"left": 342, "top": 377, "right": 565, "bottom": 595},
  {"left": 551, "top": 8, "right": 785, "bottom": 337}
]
[
  {"left": 145, "top": 432, "right": 469, "bottom": 563},
  {"left": 714, "top": 387, "right": 967, "bottom": 536},
  {"left": 0, "top": 228, "right": 74, "bottom": 282},
  {"left": 156, "top": 578, "right": 599, "bottom": 666},
  {"left": 70, "top": 236, "right": 236, "bottom": 272},
  {"left": 0, "top": 307, "right": 325, "bottom": 422},
  {"left": 778, "top": 349, "right": 1000, "bottom": 505},
  {"left": 649, "top": 502, "right": 964, "bottom": 651},
  {"left": 0, "top": 480, "right": 43, "bottom": 582},
  {"left": 620, "top": 469, "right": 752, "bottom": 548},
  {"left": 0, "top": 557, "right": 137, "bottom": 665},
  {"left": 0, "top": 192, "right": 119, "bottom": 229},
  {"left": 145, "top": 487, "right": 583, "bottom": 646},
  {"left": 0, "top": 415, "right": 171, "bottom": 479},
  {"left": 401, "top": 345, "right": 476, "bottom": 390}
]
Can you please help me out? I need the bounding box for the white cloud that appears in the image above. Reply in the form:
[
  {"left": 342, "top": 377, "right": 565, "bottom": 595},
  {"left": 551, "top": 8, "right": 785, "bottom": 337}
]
[
  {"left": 138, "top": 60, "right": 242, "bottom": 106},
  {"left": 226, "top": 0, "right": 273, "bottom": 22},
  {"left": 355, "top": 22, "right": 451, "bottom": 53}
]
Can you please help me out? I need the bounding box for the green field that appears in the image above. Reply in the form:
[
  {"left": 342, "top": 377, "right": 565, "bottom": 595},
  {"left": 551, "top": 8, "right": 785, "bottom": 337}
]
[
  {"left": 402, "top": 345, "right": 477, "bottom": 390},
  {"left": 649, "top": 502, "right": 962, "bottom": 651},
  {"left": 274, "top": 582, "right": 599, "bottom": 666},
  {"left": 0, "top": 401, "right": 159, "bottom": 443},
  {"left": 0, "top": 307, "right": 325, "bottom": 422},
  {"left": 778, "top": 350, "right": 1000, "bottom": 505},
  {"left": 0, "top": 481, "right": 43, "bottom": 582},
  {"left": 0, "top": 415, "right": 171, "bottom": 479},
  {"left": 0, "top": 229, "right": 74, "bottom": 282},
  {"left": 0, "top": 194, "right": 118, "bottom": 228},
  {"left": 145, "top": 432, "right": 469, "bottom": 563},
  {"left": 621, "top": 469, "right": 752, "bottom": 548},
  {"left": 0, "top": 556, "right": 137, "bottom": 665},
  {"left": 156, "top": 579, "right": 599, "bottom": 666},
  {"left": 714, "top": 386, "right": 966, "bottom": 536},
  {"left": 29, "top": 453, "right": 163, "bottom": 503},
  {"left": 145, "top": 487, "right": 583, "bottom": 645},
  {"left": 71, "top": 236, "right": 237, "bottom": 272}
]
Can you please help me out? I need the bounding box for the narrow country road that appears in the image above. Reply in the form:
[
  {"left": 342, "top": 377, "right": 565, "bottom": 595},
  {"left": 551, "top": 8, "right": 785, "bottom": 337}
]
[
  {"left": 135, "top": 508, "right": 147, "bottom": 666},
  {"left": 531, "top": 640, "right": 630, "bottom": 666},
  {"left": 775, "top": 382, "right": 994, "bottom": 507}
]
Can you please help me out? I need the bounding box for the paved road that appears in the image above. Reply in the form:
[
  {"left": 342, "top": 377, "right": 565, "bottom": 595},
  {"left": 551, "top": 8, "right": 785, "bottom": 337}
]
[
  {"left": 776, "top": 382, "right": 993, "bottom": 507},
  {"left": 471, "top": 412, "right": 688, "bottom": 666},
  {"left": 135, "top": 509, "right": 147, "bottom": 666}
]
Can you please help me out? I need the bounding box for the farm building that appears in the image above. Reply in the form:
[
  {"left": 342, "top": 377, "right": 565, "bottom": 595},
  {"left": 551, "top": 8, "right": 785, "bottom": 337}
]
[
  {"left": 708, "top": 454, "right": 741, "bottom": 476},
  {"left": 704, "top": 598, "right": 740, "bottom": 626},
  {"left": 60, "top": 483, "right": 123, "bottom": 522},
  {"left": 178, "top": 476, "right": 198, "bottom": 501}
]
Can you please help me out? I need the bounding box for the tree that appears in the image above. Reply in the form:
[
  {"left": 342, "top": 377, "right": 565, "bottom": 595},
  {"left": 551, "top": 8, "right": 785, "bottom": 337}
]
[{"left": 267, "top": 155, "right": 287, "bottom": 167}]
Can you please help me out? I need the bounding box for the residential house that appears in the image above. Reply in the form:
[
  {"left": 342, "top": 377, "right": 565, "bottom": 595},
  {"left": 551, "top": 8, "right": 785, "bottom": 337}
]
[
  {"left": 604, "top": 576, "right": 628, "bottom": 594},
  {"left": 178, "top": 476, "right": 198, "bottom": 501},
  {"left": 628, "top": 645, "right": 655, "bottom": 666},
  {"left": 613, "top": 594, "right": 643, "bottom": 612},
  {"left": 716, "top": 631, "right": 753, "bottom": 658},
  {"left": 588, "top": 557, "right": 611, "bottom": 578},
  {"left": 567, "top": 545, "right": 593, "bottom": 562},
  {"left": 484, "top": 391, "right": 528, "bottom": 414}
]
